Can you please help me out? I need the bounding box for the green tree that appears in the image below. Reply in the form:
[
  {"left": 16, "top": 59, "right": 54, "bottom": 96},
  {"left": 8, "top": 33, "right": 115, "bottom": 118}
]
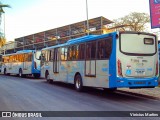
[
  {"left": 0, "top": 1, "right": 10, "bottom": 47},
  {"left": 112, "top": 12, "right": 150, "bottom": 32}
]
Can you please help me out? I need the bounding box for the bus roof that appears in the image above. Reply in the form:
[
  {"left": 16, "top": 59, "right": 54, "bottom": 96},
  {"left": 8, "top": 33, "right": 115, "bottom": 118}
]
[
  {"left": 42, "top": 32, "right": 117, "bottom": 51},
  {"left": 3, "top": 50, "right": 35, "bottom": 56},
  {"left": 16, "top": 50, "right": 34, "bottom": 53}
]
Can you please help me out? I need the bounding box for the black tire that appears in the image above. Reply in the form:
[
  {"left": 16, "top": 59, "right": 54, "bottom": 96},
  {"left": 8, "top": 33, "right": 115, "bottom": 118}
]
[
  {"left": 19, "top": 69, "right": 23, "bottom": 78},
  {"left": 45, "top": 71, "right": 53, "bottom": 83},
  {"left": 74, "top": 74, "right": 83, "bottom": 92},
  {"left": 4, "top": 68, "right": 7, "bottom": 75},
  {"left": 34, "top": 73, "right": 40, "bottom": 79}
]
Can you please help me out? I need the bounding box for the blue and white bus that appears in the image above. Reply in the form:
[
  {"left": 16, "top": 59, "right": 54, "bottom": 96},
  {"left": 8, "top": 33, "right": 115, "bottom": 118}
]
[
  {"left": 2, "top": 50, "right": 41, "bottom": 78},
  {"left": 41, "top": 31, "right": 159, "bottom": 91}
]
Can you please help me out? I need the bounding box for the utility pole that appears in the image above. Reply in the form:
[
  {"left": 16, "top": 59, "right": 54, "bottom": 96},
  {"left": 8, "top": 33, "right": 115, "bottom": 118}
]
[{"left": 86, "top": 0, "right": 89, "bottom": 35}]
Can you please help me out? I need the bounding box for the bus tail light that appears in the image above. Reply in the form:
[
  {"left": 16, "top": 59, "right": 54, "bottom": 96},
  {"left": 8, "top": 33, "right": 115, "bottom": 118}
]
[
  {"left": 117, "top": 59, "right": 123, "bottom": 77},
  {"left": 34, "top": 61, "right": 37, "bottom": 69},
  {"left": 156, "top": 61, "right": 158, "bottom": 76}
]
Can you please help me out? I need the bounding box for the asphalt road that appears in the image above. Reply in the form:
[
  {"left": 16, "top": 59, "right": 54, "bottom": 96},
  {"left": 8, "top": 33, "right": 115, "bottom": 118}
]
[{"left": 0, "top": 75, "right": 160, "bottom": 120}]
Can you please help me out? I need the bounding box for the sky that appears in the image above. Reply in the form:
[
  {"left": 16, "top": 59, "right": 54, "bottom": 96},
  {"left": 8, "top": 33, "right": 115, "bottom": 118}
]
[{"left": 0, "top": 0, "right": 159, "bottom": 41}]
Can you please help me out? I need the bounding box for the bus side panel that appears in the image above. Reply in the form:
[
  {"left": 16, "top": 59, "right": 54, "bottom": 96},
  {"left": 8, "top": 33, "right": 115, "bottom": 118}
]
[
  {"left": 11, "top": 62, "right": 21, "bottom": 74},
  {"left": 59, "top": 61, "right": 68, "bottom": 82},
  {"left": 66, "top": 61, "right": 84, "bottom": 84},
  {"left": 22, "top": 62, "right": 32, "bottom": 74}
]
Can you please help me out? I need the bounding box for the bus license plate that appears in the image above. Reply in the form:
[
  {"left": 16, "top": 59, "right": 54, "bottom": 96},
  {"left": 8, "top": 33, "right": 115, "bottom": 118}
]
[{"left": 135, "top": 70, "right": 145, "bottom": 75}]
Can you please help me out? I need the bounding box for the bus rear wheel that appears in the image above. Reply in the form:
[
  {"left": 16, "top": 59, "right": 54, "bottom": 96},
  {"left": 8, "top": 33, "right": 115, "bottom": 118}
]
[
  {"left": 19, "top": 69, "right": 25, "bottom": 78},
  {"left": 74, "top": 74, "right": 83, "bottom": 92}
]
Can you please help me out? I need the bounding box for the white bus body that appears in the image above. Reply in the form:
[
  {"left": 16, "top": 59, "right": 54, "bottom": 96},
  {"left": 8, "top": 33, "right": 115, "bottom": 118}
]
[
  {"left": 41, "top": 31, "right": 159, "bottom": 91},
  {"left": 2, "top": 50, "right": 41, "bottom": 78}
]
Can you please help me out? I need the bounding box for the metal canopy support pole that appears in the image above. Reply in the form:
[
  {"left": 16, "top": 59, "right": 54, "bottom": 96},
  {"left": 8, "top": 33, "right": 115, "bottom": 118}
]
[
  {"left": 3, "top": 12, "right": 5, "bottom": 37},
  {"left": 23, "top": 37, "right": 24, "bottom": 50},
  {"left": 33, "top": 34, "right": 35, "bottom": 50},
  {"left": 56, "top": 28, "right": 58, "bottom": 44},
  {"left": 101, "top": 16, "right": 103, "bottom": 34},
  {"left": 86, "top": 0, "right": 89, "bottom": 35},
  {"left": 69, "top": 25, "right": 71, "bottom": 40},
  {"left": 44, "top": 32, "right": 46, "bottom": 48}
]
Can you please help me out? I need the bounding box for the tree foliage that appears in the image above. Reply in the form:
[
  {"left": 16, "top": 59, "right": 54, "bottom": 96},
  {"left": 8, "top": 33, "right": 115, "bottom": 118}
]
[
  {"left": 0, "top": 1, "right": 10, "bottom": 47},
  {"left": 112, "top": 12, "right": 150, "bottom": 32},
  {"left": 0, "top": 36, "right": 6, "bottom": 47},
  {"left": 0, "top": 1, "right": 10, "bottom": 25}
]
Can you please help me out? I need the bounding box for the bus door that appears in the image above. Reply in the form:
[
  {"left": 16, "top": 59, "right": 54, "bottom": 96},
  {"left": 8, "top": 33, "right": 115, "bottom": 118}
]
[
  {"left": 53, "top": 48, "right": 59, "bottom": 73},
  {"left": 85, "top": 42, "right": 96, "bottom": 76}
]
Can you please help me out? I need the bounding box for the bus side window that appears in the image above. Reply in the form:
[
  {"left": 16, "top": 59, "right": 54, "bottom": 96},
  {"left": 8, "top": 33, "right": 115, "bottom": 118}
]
[
  {"left": 72, "top": 45, "right": 77, "bottom": 60},
  {"left": 97, "top": 37, "right": 112, "bottom": 59},
  {"left": 50, "top": 49, "right": 54, "bottom": 61},
  {"left": 67, "top": 46, "right": 72, "bottom": 60},
  {"left": 86, "top": 41, "right": 96, "bottom": 60},
  {"left": 44, "top": 50, "right": 49, "bottom": 62},
  {"left": 79, "top": 44, "right": 85, "bottom": 60},
  {"left": 75, "top": 45, "right": 79, "bottom": 60},
  {"left": 91, "top": 41, "right": 96, "bottom": 59},
  {"left": 86, "top": 43, "right": 91, "bottom": 60},
  {"left": 61, "top": 47, "right": 65, "bottom": 61},
  {"left": 28, "top": 53, "right": 32, "bottom": 62},
  {"left": 64, "top": 47, "right": 67, "bottom": 60},
  {"left": 40, "top": 51, "right": 46, "bottom": 66},
  {"left": 106, "top": 37, "right": 112, "bottom": 59},
  {"left": 61, "top": 47, "right": 68, "bottom": 61}
]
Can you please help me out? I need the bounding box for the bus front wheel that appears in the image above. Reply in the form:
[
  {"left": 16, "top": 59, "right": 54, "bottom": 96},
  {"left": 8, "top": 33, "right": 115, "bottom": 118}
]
[
  {"left": 74, "top": 74, "right": 83, "bottom": 92},
  {"left": 45, "top": 71, "right": 53, "bottom": 83}
]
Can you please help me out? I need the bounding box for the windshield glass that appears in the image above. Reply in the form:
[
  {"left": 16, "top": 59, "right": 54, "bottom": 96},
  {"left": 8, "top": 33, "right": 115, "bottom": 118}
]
[
  {"left": 120, "top": 33, "right": 156, "bottom": 56},
  {"left": 35, "top": 51, "right": 41, "bottom": 60}
]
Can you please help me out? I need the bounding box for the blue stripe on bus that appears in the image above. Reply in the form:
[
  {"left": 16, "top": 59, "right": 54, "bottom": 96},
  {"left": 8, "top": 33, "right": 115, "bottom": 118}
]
[{"left": 109, "top": 32, "right": 117, "bottom": 88}]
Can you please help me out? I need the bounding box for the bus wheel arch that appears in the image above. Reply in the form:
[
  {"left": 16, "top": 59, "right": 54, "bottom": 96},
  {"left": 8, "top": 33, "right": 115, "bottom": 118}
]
[{"left": 74, "top": 73, "right": 83, "bottom": 92}]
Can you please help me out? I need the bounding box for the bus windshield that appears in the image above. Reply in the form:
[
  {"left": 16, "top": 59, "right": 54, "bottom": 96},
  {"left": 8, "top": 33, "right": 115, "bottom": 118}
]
[{"left": 120, "top": 33, "right": 156, "bottom": 56}]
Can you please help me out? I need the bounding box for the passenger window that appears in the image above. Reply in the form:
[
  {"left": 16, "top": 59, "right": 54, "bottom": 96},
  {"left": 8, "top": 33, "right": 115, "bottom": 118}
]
[
  {"left": 86, "top": 41, "right": 96, "bottom": 60},
  {"left": 97, "top": 37, "right": 112, "bottom": 59}
]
